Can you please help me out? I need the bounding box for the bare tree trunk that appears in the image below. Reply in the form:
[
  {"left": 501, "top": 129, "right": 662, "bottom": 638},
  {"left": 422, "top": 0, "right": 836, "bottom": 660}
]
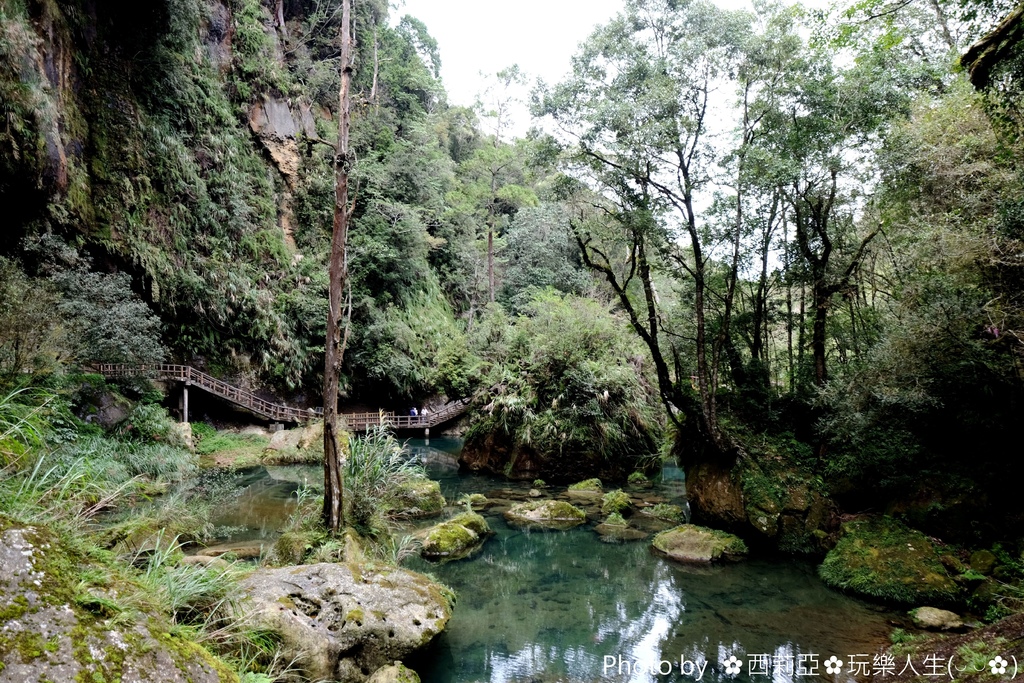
[
  {"left": 487, "top": 228, "right": 495, "bottom": 303},
  {"left": 785, "top": 216, "right": 794, "bottom": 391},
  {"left": 811, "top": 281, "right": 829, "bottom": 386},
  {"left": 797, "top": 284, "right": 806, "bottom": 383},
  {"left": 323, "top": 0, "right": 353, "bottom": 534},
  {"left": 275, "top": 0, "right": 287, "bottom": 37}
]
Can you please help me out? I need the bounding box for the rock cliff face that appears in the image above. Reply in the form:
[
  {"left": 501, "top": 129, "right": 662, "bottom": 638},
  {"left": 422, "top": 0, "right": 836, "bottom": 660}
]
[
  {"left": 0, "top": 523, "right": 236, "bottom": 683},
  {"left": 0, "top": 0, "right": 333, "bottom": 387},
  {"left": 234, "top": 562, "right": 453, "bottom": 683}
]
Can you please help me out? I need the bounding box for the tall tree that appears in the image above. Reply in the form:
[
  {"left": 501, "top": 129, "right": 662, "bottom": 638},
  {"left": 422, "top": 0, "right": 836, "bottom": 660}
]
[
  {"left": 324, "top": 0, "right": 353, "bottom": 533},
  {"left": 540, "top": 0, "right": 751, "bottom": 457}
]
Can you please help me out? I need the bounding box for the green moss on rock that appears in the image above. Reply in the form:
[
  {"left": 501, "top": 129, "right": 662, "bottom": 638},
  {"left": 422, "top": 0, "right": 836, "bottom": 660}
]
[
  {"left": 420, "top": 512, "right": 491, "bottom": 562},
  {"left": 818, "top": 517, "right": 961, "bottom": 606},
  {"left": 394, "top": 479, "right": 446, "bottom": 518},
  {"left": 504, "top": 500, "right": 587, "bottom": 530},
  {"left": 448, "top": 512, "right": 489, "bottom": 536},
  {"left": 651, "top": 524, "right": 748, "bottom": 564},
  {"left": 643, "top": 503, "right": 685, "bottom": 523},
  {"left": 568, "top": 478, "right": 603, "bottom": 491}
]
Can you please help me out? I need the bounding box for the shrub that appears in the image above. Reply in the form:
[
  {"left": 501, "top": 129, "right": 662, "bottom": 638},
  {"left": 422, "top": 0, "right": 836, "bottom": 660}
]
[
  {"left": 604, "top": 512, "right": 627, "bottom": 527},
  {"left": 601, "top": 489, "right": 631, "bottom": 515},
  {"left": 627, "top": 471, "right": 649, "bottom": 486},
  {"left": 114, "top": 403, "right": 184, "bottom": 446}
]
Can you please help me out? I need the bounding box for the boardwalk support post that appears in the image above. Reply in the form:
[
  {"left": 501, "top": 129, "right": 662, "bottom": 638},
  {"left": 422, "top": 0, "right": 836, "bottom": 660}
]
[{"left": 183, "top": 384, "right": 189, "bottom": 424}]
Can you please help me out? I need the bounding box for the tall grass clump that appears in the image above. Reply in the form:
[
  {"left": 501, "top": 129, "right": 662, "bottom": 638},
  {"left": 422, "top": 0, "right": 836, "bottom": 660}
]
[
  {"left": 345, "top": 425, "right": 427, "bottom": 538},
  {"left": 0, "top": 386, "right": 56, "bottom": 469}
]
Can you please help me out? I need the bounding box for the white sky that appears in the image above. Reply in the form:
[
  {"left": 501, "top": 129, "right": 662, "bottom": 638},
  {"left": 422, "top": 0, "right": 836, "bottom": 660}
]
[
  {"left": 392, "top": 0, "right": 625, "bottom": 113},
  {"left": 391, "top": 0, "right": 779, "bottom": 135}
]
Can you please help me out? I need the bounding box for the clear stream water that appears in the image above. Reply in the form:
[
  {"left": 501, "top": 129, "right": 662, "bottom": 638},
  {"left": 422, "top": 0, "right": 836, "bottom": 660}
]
[{"left": 202, "top": 438, "right": 896, "bottom": 683}]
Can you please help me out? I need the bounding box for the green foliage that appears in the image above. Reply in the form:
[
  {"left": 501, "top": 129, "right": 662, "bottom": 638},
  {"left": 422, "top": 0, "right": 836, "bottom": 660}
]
[
  {"left": 646, "top": 503, "right": 685, "bottom": 524},
  {"left": 466, "top": 291, "right": 662, "bottom": 476},
  {"left": 499, "top": 204, "right": 591, "bottom": 314},
  {"left": 627, "top": 471, "right": 649, "bottom": 486},
  {"left": 114, "top": 403, "right": 185, "bottom": 447},
  {"left": 601, "top": 489, "right": 631, "bottom": 516},
  {"left": 194, "top": 430, "right": 268, "bottom": 458},
  {"left": 604, "top": 512, "right": 628, "bottom": 527},
  {"left": 0, "top": 387, "right": 53, "bottom": 469},
  {"left": 344, "top": 427, "right": 429, "bottom": 538}
]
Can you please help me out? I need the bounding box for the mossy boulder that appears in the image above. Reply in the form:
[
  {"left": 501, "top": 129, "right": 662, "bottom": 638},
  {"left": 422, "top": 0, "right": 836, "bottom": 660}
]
[
  {"left": 682, "top": 437, "right": 839, "bottom": 554},
  {"left": 970, "top": 550, "right": 998, "bottom": 575},
  {"left": 0, "top": 523, "right": 236, "bottom": 683},
  {"left": 457, "top": 493, "right": 489, "bottom": 510},
  {"left": 818, "top": 517, "right": 962, "bottom": 606},
  {"left": 601, "top": 489, "right": 631, "bottom": 516},
  {"left": 420, "top": 512, "right": 491, "bottom": 562},
  {"left": 641, "top": 503, "right": 685, "bottom": 524},
  {"left": 393, "top": 479, "right": 446, "bottom": 518},
  {"left": 235, "top": 562, "right": 452, "bottom": 683},
  {"left": 568, "top": 478, "right": 603, "bottom": 491},
  {"left": 504, "top": 500, "right": 587, "bottom": 530},
  {"left": 651, "top": 524, "right": 748, "bottom": 564}
]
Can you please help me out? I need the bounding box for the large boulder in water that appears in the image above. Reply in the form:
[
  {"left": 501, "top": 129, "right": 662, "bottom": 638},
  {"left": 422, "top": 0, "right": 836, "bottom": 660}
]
[
  {"left": 0, "top": 521, "right": 236, "bottom": 683},
  {"left": 234, "top": 562, "right": 452, "bottom": 682},
  {"left": 419, "top": 512, "right": 491, "bottom": 562},
  {"left": 503, "top": 500, "right": 587, "bottom": 530},
  {"left": 818, "top": 517, "right": 961, "bottom": 605},
  {"left": 393, "top": 479, "right": 445, "bottom": 518},
  {"left": 651, "top": 524, "right": 748, "bottom": 563}
]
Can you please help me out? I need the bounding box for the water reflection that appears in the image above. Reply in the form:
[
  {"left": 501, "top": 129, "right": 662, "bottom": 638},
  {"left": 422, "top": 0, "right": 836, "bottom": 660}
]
[{"left": 197, "top": 438, "right": 892, "bottom": 683}]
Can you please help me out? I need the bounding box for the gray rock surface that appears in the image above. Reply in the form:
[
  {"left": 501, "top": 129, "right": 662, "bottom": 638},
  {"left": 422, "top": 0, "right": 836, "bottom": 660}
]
[
  {"left": 911, "top": 606, "right": 965, "bottom": 631},
  {"left": 235, "top": 562, "right": 452, "bottom": 682},
  {"left": 367, "top": 662, "right": 421, "bottom": 683},
  {"left": 651, "top": 524, "right": 749, "bottom": 564},
  {"left": 0, "top": 524, "right": 235, "bottom": 683}
]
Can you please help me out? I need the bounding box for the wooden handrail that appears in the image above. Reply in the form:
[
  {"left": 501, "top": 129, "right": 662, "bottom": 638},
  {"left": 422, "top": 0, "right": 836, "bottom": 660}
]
[{"left": 94, "top": 364, "right": 471, "bottom": 430}]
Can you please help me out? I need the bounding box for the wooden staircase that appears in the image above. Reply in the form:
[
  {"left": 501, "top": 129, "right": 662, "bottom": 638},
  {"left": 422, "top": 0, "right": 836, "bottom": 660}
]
[{"left": 94, "top": 363, "right": 470, "bottom": 431}]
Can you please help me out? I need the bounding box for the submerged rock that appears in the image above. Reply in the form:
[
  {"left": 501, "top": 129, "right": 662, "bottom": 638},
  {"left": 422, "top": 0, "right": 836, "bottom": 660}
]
[
  {"left": 504, "top": 500, "right": 587, "bottom": 530},
  {"left": 594, "top": 521, "right": 649, "bottom": 543},
  {"left": 0, "top": 522, "right": 235, "bottom": 683},
  {"left": 235, "top": 562, "right": 452, "bottom": 683},
  {"left": 393, "top": 479, "right": 446, "bottom": 518},
  {"left": 651, "top": 524, "right": 748, "bottom": 564},
  {"left": 420, "top": 512, "right": 492, "bottom": 562},
  {"left": 818, "top": 517, "right": 961, "bottom": 606},
  {"left": 911, "top": 606, "right": 965, "bottom": 631}
]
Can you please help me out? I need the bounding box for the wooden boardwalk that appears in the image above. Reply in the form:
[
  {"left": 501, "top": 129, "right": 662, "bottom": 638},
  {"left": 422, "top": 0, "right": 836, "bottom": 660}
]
[{"left": 94, "top": 363, "right": 470, "bottom": 431}]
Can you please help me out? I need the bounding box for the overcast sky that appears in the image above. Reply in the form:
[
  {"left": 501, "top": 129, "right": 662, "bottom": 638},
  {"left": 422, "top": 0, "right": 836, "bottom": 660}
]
[
  {"left": 393, "top": 0, "right": 624, "bottom": 112},
  {"left": 392, "top": 0, "right": 774, "bottom": 135}
]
